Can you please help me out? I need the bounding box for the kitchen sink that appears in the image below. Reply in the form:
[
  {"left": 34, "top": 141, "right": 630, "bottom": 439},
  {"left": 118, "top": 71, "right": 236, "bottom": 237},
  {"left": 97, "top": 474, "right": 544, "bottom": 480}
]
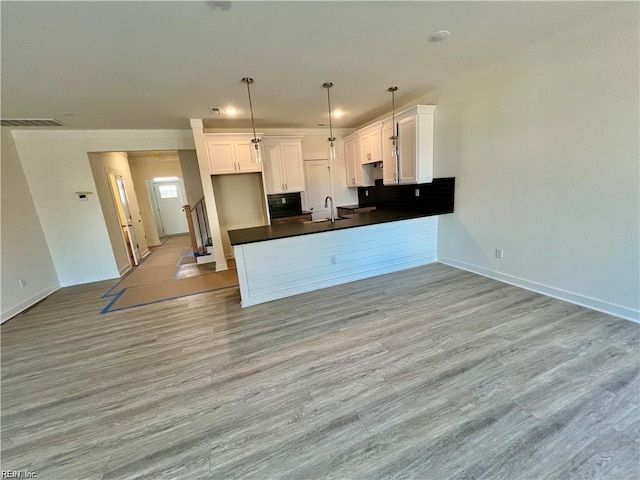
[{"left": 307, "top": 216, "right": 349, "bottom": 223}]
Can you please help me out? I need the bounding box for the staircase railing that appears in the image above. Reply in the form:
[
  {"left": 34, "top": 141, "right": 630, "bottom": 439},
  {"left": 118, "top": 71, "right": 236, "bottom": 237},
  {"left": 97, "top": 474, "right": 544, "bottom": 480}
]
[{"left": 183, "top": 197, "right": 211, "bottom": 256}]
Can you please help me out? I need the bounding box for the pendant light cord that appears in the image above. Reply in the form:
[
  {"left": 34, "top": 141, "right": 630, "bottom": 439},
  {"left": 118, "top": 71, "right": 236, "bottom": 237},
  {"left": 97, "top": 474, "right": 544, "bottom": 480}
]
[
  {"left": 323, "top": 82, "right": 335, "bottom": 141},
  {"left": 388, "top": 86, "right": 398, "bottom": 131},
  {"left": 242, "top": 77, "right": 258, "bottom": 143}
]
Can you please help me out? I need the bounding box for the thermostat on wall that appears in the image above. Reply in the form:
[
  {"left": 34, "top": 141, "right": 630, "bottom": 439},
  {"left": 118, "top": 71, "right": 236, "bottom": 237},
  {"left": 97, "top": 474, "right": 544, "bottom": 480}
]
[{"left": 75, "top": 191, "right": 92, "bottom": 201}]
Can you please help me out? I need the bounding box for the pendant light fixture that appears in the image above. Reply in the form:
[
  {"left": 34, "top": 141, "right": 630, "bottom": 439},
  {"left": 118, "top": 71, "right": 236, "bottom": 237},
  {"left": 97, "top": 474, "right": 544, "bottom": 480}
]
[
  {"left": 241, "top": 77, "right": 262, "bottom": 163},
  {"left": 322, "top": 82, "right": 337, "bottom": 160},
  {"left": 388, "top": 86, "right": 399, "bottom": 160}
]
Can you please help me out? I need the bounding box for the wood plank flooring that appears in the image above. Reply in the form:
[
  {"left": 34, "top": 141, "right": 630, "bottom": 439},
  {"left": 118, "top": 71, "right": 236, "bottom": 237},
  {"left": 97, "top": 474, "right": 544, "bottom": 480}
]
[{"left": 1, "top": 263, "right": 638, "bottom": 479}]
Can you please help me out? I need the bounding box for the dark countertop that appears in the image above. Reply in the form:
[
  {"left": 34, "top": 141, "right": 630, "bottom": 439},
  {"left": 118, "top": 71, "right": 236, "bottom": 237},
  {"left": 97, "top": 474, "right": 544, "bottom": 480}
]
[
  {"left": 270, "top": 210, "right": 312, "bottom": 219},
  {"left": 229, "top": 208, "right": 444, "bottom": 246},
  {"left": 336, "top": 204, "right": 360, "bottom": 210}
]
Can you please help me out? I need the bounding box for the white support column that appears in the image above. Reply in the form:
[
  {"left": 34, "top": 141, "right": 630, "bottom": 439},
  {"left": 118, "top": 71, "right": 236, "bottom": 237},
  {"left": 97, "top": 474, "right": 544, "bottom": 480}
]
[{"left": 190, "top": 119, "right": 228, "bottom": 271}]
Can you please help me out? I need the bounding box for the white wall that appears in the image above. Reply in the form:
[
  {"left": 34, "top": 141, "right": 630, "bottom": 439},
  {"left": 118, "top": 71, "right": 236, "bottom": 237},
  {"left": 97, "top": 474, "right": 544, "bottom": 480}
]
[
  {"left": 12, "top": 129, "right": 195, "bottom": 286},
  {"left": 178, "top": 150, "right": 204, "bottom": 207},
  {"left": 88, "top": 152, "right": 131, "bottom": 275},
  {"left": 1, "top": 127, "right": 59, "bottom": 322},
  {"left": 212, "top": 173, "right": 268, "bottom": 258},
  {"left": 434, "top": 6, "right": 639, "bottom": 321},
  {"left": 128, "top": 153, "right": 184, "bottom": 246}
]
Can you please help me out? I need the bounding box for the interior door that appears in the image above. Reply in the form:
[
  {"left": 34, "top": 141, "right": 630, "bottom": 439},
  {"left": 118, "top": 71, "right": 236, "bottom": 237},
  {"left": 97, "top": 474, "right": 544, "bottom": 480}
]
[
  {"left": 153, "top": 181, "right": 189, "bottom": 235},
  {"left": 112, "top": 175, "right": 139, "bottom": 265},
  {"left": 304, "top": 160, "right": 332, "bottom": 220}
]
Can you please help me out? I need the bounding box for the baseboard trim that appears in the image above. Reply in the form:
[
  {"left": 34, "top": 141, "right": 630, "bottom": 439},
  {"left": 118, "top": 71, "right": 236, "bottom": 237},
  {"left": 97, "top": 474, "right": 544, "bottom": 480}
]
[
  {"left": 1, "top": 285, "right": 60, "bottom": 324},
  {"left": 118, "top": 264, "right": 132, "bottom": 276},
  {"left": 438, "top": 257, "right": 639, "bottom": 323},
  {"left": 60, "top": 273, "right": 119, "bottom": 287}
]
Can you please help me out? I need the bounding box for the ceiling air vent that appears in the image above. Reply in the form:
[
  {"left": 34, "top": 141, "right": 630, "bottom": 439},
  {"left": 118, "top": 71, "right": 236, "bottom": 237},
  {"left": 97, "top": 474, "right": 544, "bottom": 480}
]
[{"left": 1, "top": 118, "right": 65, "bottom": 127}]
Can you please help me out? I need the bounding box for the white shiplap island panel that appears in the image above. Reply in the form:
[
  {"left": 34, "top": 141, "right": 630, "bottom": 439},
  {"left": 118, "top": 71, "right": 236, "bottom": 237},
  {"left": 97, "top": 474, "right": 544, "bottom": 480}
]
[{"left": 234, "top": 216, "right": 438, "bottom": 307}]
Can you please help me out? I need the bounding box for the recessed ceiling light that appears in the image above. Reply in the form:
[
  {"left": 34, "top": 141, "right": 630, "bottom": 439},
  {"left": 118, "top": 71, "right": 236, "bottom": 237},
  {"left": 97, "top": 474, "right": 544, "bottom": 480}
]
[
  {"left": 427, "top": 30, "right": 450, "bottom": 43},
  {"left": 331, "top": 110, "right": 345, "bottom": 118},
  {"left": 222, "top": 108, "right": 239, "bottom": 115}
]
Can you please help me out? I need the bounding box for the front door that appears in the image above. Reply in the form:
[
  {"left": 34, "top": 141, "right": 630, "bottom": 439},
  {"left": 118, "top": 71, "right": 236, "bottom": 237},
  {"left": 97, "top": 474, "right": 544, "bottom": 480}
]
[
  {"left": 304, "top": 160, "right": 332, "bottom": 221},
  {"left": 153, "top": 181, "right": 189, "bottom": 235}
]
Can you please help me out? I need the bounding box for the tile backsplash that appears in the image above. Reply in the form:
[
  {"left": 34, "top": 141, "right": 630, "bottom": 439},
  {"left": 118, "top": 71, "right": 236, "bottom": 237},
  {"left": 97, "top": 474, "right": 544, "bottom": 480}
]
[
  {"left": 358, "top": 177, "right": 455, "bottom": 214},
  {"left": 267, "top": 192, "right": 303, "bottom": 218}
]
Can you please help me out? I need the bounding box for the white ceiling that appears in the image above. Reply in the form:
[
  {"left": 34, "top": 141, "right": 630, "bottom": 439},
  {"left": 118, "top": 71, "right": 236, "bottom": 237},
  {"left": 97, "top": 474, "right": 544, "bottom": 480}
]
[{"left": 1, "top": 1, "right": 617, "bottom": 130}]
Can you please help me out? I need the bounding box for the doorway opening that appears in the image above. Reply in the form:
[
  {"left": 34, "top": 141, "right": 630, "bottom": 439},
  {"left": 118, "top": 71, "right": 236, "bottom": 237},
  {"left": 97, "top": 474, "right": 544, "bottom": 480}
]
[
  {"left": 149, "top": 177, "right": 189, "bottom": 237},
  {"left": 304, "top": 159, "right": 335, "bottom": 221},
  {"left": 89, "top": 149, "right": 205, "bottom": 278}
]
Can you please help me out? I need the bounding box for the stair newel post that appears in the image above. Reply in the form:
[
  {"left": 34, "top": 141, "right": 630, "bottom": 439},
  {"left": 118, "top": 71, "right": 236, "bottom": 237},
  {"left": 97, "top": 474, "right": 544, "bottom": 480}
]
[{"left": 183, "top": 205, "right": 199, "bottom": 255}]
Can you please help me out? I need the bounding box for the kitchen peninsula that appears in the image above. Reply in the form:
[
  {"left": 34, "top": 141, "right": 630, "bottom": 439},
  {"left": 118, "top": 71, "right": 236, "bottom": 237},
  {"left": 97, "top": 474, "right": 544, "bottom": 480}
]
[{"left": 229, "top": 178, "right": 455, "bottom": 307}]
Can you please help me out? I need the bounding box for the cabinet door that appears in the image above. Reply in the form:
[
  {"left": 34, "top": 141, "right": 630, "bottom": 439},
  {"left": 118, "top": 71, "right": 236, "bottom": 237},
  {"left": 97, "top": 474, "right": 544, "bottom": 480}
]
[
  {"left": 345, "top": 138, "right": 361, "bottom": 187},
  {"left": 281, "top": 143, "right": 305, "bottom": 192},
  {"left": 368, "top": 128, "right": 382, "bottom": 163},
  {"left": 206, "top": 140, "right": 237, "bottom": 174},
  {"left": 382, "top": 121, "right": 397, "bottom": 185},
  {"left": 236, "top": 141, "right": 262, "bottom": 173},
  {"left": 397, "top": 116, "right": 417, "bottom": 184},
  {"left": 360, "top": 134, "right": 371, "bottom": 164},
  {"left": 263, "top": 144, "right": 284, "bottom": 194}
]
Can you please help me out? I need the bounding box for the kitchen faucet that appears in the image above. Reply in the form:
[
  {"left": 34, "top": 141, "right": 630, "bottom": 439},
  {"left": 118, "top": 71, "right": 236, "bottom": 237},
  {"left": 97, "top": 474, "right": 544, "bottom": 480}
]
[{"left": 324, "top": 196, "right": 335, "bottom": 223}]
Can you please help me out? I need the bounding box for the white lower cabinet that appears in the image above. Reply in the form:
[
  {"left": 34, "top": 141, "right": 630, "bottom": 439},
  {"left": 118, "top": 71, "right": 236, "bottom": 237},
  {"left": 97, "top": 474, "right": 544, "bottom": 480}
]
[{"left": 263, "top": 137, "right": 305, "bottom": 194}]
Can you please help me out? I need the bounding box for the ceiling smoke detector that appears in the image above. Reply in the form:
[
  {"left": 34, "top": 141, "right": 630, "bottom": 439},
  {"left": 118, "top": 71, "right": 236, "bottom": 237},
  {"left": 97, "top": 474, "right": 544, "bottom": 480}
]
[{"left": 427, "top": 30, "right": 451, "bottom": 43}]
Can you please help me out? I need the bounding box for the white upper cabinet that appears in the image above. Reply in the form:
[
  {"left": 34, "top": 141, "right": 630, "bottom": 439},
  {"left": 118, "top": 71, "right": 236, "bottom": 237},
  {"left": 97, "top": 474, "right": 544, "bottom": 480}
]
[
  {"left": 345, "top": 135, "right": 374, "bottom": 187},
  {"left": 382, "top": 118, "right": 396, "bottom": 184},
  {"left": 358, "top": 122, "right": 383, "bottom": 164},
  {"left": 383, "top": 105, "right": 436, "bottom": 185},
  {"left": 205, "top": 134, "right": 263, "bottom": 175},
  {"left": 262, "top": 137, "right": 305, "bottom": 194},
  {"left": 345, "top": 135, "right": 362, "bottom": 187}
]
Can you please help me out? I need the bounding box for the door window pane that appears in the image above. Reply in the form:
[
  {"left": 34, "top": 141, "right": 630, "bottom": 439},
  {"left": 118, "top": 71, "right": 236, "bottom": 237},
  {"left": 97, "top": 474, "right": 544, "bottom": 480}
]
[{"left": 158, "top": 185, "right": 178, "bottom": 199}]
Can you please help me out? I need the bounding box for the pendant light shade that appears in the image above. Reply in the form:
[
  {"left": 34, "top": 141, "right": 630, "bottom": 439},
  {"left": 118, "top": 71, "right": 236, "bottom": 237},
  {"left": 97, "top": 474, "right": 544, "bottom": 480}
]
[
  {"left": 388, "top": 86, "right": 399, "bottom": 160},
  {"left": 323, "top": 82, "right": 336, "bottom": 160},
  {"left": 242, "top": 77, "right": 262, "bottom": 163}
]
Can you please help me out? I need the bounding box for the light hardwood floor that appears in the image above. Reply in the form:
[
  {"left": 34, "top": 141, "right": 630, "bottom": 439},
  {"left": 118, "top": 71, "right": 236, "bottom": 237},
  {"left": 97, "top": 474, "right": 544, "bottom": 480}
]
[{"left": 1, "top": 264, "right": 638, "bottom": 479}]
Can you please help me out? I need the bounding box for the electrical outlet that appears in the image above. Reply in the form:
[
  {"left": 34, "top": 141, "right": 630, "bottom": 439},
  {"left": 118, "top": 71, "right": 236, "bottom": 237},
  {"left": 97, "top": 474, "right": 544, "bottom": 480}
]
[
  {"left": 365, "top": 190, "right": 369, "bottom": 197},
  {"left": 495, "top": 249, "right": 504, "bottom": 259},
  {"left": 281, "top": 198, "right": 286, "bottom": 204},
  {"left": 18, "top": 279, "right": 26, "bottom": 288},
  {"left": 415, "top": 188, "right": 420, "bottom": 197}
]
